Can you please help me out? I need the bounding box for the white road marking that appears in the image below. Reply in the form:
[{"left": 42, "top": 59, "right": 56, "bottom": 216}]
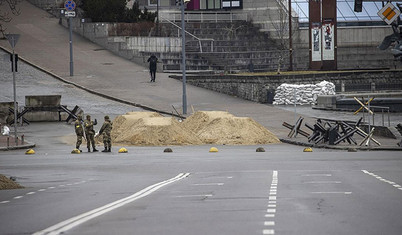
[
  {"left": 304, "top": 181, "right": 341, "bottom": 184},
  {"left": 267, "top": 209, "right": 276, "bottom": 213},
  {"left": 33, "top": 173, "right": 190, "bottom": 235},
  {"left": 38, "top": 189, "right": 46, "bottom": 192},
  {"left": 268, "top": 201, "right": 276, "bottom": 204},
  {"left": 264, "top": 221, "right": 275, "bottom": 226},
  {"left": 192, "top": 183, "right": 224, "bottom": 186},
  {"left": 27, "top": 192, "right": 36, "bottom": 195},
  {"left": 0, "top": 201, "right": 10, "bottom": 204},
  {"left": 48, "top": 187, "right": 55, "bottom": 189},
  {"left": 13, "top": 196, "right": 23, "bottom": 199},
  {"left": 268, "top": 204, "right": 276, "bottom": 208},
  {"left": 265, "top": 214, "right": 275, "bottom": 217},
  {"left": 269, "top": 196, "right": 276, "bottom": 200},
  {"left": 362, "top": 170, "right": 401, "bottom": 192},
  {"left": 302, "top": 174, "right": 332, "bottom": 177},
  {"left": 310, "top": 191, "right": 350, "bottom": 194},
  {"left": 174, "top": 194, "right": 213, "bottom": 198},
  {"left": 263, "top": 229, "right": 275, "bottom": 234}
]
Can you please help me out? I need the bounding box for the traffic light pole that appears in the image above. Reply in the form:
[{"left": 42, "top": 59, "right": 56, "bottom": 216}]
[{"left": 12, "top": 48, "right": 18, "bottom": 145}]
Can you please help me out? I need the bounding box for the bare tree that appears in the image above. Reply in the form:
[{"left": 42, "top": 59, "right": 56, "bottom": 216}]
[
  {"left": 267, "top": 0, "right": 294, "bottom": 74},
  {"left": 0, "top": 0, "right": 21, "bottom": 38}
]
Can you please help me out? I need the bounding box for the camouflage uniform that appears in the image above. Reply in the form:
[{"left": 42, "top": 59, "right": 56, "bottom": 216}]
[
  {"left": 84, "top": 115, "right": 98, "bottom": 152},
  {"left": 99, "top": 115, "right": 112, "bottom": 152},
  {"left": 74, "top": 115, "right": 84, "bottom": 150}
]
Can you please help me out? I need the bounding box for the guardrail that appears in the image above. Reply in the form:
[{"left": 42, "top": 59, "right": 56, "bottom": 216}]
[{"left": 362, "top": 105, "right": 391, "bottom": 127}]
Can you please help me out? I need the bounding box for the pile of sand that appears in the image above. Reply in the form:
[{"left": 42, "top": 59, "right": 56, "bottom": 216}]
[
  {"left": 183, "top": 111, "right": 280, "bottom": 145},
  {"left": 111, "top": 111, "right": 280, "bottom": 146},
  {"left": 111, "top": 112, "right": 202, "bottom": 146},
  {"left": 0, "top": 174, "right": 23, "bottom": 190}
]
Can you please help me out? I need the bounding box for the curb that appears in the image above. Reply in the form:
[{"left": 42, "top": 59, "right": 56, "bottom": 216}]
[
  {"left": 280, "top": 138, "right": 402, "bottom": 151},
  {"left": 0, "top": 142, "right": 36, "bottom": 151},
  {"left": 0, "top": 46, "right": 185, "bottom": 120}
]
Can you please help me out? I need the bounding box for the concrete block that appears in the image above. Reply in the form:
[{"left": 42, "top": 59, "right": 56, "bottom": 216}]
[{"left": 25, "top": 95, "right": 61, "bottom": 107}]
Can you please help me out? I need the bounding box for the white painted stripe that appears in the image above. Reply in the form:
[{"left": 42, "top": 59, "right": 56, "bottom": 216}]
[
  {"left": 27, "top": 192, "right": 36, "bottom": 195},
  {"left": 269, "top": 192, "right": 277, "bottom": 195},
  {"left": 13, "top": 196, "right": 23, "bottom": 199},
  {"left": 38, "top": 189, "right": 46, "bottom": 192},
  {"left": 302, "top": 174, "right": 332, "bottom": 177},
  {"left": 48, "top": 187, "right": 55, "bottom": 189},
  {"left": 267, "top": 209, "right": 276, "bottom": 213},
  {"left": 192, "top": 183, "right": 224, "bottom": 186},
  {"left": 268, "top": 201, "right": 276, "bottom": 204},
  {"left": 268, "top": 204, "right": 276, "bottom": 208},
  {"left": 33, "top": 173, "right": 190, "bottom": 235},
  {"left": 264, "top": 221, "right": 275, "bottom": 226},
  {"left": 269, "top": 196, "right": 276, "bottom": 200},
  {"left": 270, "top": 186, "right": 277, "bottom": 189},
  {"left": 174, "top": 194, "right": 213, "bottom": 198},
  {"left": 311, "top": 192, "right": 352, "bottom": 194},
  {"left": 399, "top": 188, "right": 402, "bottom": 190},
  {"left": 263, "top": 229, "right": 275, "bottom": 234},
  {"left": 0, "top": 201, "right": 10, "bottom": 204},
  {"left": 304, "top": 181, "right": 341, "bottom": 184},
  {"left": 265, "top": 214, "right": 275, "bottom": 217},
  {"left": 273, "top": 171, "right": 278, "bottom": 178},
  {"left": 393, "top": 184, "right": 401, "bottom": 188},
  {"left": 362, "top": 170, "right": 369, "bottom": 174}
]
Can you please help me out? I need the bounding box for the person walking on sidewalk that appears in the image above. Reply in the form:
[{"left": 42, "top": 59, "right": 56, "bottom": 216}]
[
  {"left": 84, "top": 115, "right": 98, "bottom": 152},
  {"left": 99, "top": 115, "right": 112, "bottom": 152},
  {"left": 74, "top": 115, "right": 84, "bottom": 152},
  {"left": 147, "top": 54, "right": 158, "bottom": 82}
]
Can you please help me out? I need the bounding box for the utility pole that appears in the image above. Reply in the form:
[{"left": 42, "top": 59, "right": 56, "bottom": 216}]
[
  {"left": 180, "top": 0, "right": 190, "bottom": 114},
  {"left": 288, "top": 0, "right": 293, "bottom": 71},
  {"left": 6, "top": 34, "right": 20, "bottom": 146}
]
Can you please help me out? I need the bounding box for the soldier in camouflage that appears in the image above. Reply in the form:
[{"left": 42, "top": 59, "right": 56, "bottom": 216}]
[
  {"left": 99, "top": 115, "right": 112, "bottom": 152},
  {"left": 74, "top": 115, "right": 84, "bottom": 152},
  {"left": 84, "top": 115, "right": 98, "bottom": 152}
]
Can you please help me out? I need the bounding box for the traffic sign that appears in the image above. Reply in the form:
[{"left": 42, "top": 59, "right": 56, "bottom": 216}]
[
  {"left": 65, "top": 11, "right": 76, "bottom": 17},
  {"left": 377, "top": 2, "right": 400, "bottom": 25},
  {"left": 64, "top": 0, "right": 76, "bottom": 11}
]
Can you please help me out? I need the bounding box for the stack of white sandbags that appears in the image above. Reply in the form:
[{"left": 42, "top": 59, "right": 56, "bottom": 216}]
[{"left": 273, "top": 81, "right": 335, "bottom": 105}]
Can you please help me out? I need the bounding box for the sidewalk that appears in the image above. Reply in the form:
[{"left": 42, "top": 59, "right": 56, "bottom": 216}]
[
  {"left": 0, "top": 135, "right": 35, "bottom": 151},
  {"left": 0, "top": 1, "right": 400, "bottom": 150}
]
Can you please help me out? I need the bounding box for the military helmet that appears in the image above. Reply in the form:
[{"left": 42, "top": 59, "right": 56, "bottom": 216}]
[
  {"left": 86, "top": 115, "right": 91, "bottom": 119},
  {"left": 77, "top": 115, "right": 82, "bottom": 120},
  {"left": 104, "top": 115, "right": 110, "bottom": 120}
]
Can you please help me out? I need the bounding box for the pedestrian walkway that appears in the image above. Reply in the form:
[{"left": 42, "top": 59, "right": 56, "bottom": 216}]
[{"left": 0, "top": 0, "right": 400, "bottom": 150}]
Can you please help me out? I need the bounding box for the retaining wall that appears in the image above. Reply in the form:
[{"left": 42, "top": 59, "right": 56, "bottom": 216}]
[{"left": 171, "top": 70, "right": 402, "bottom": 103}]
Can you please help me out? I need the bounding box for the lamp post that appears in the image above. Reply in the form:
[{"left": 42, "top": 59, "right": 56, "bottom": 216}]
[
  {"left": 6, "top": 34, "right": 20, "bottom": 146},
  {"left": 181, "top": 0, "right": 190, "bottom": 114}
]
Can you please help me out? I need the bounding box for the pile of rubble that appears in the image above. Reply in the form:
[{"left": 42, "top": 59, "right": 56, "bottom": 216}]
[
  {"left": 111, "top": 111, "right": 280, "bottom": 146},
  {"left": 273, "top": 81, "right": 336, "bottom": 105}
]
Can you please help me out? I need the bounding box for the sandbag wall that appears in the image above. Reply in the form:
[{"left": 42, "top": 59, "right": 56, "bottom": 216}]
[{"left": 273, "top": 81, "right": 336, "bottom": 105}]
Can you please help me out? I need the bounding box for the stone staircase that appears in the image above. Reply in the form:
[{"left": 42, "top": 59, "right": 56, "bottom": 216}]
[{"left": 154, "top": 21, "right": 290, "bottom": 73}]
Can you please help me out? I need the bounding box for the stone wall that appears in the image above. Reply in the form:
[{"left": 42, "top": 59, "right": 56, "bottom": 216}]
[{"left": 171, "top": 70, "right": 402, "bottom": 103}]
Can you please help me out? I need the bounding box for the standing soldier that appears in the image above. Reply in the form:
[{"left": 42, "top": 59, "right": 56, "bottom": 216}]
[
  {"left": 99, "top": 115, "right": 112, "bottom": 152},
  {"left": 84, "top": 115, "right": 98, "bottom": 152},
  {"left": 74, "top": 115, "right": 84, "bottom": 152}
]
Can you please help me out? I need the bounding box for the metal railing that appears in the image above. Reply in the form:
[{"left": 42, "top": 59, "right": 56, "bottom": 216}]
[
  {"left": 361, "top": 105, "right": 391, "bottom": 127},
  {"left": 159, "top": 16, "right": 214, "bottom": 53},
  {"left": 160, "top": 11, "right": 249, "bottom": 23}
]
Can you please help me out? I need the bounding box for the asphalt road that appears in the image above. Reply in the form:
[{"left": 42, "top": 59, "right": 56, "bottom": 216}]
[
  {"left": 0, "top": 141, "right": 402, "bottom": 235},
  {"left": 1, "top": 17, "right": 401, "bottom": 235}
]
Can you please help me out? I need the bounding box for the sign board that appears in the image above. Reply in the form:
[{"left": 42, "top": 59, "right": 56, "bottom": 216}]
[
  {"left": 65, "top": 11, "right": 76, "bottom": 17},
  {"left": 378, "top": 2, "right": 401, "bottom": 25},
  {"left": 6, "top": 34, "right": 20, "bottom": 49},
  {"left": 64, "top": 0, "right": 76, "bottom": 11}
]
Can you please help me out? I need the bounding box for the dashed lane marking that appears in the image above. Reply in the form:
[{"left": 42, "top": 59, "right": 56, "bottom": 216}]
[{"left": 362, "top": 170, "right": 402, "bottom": 191}]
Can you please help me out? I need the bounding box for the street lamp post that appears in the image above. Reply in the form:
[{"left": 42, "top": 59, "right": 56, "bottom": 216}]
[
  {"left": 6, "top": 34, "right": 20, "bottom": 146},
  {"left": 181, "top": 0, "right": 190, "bottom": 115}
]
